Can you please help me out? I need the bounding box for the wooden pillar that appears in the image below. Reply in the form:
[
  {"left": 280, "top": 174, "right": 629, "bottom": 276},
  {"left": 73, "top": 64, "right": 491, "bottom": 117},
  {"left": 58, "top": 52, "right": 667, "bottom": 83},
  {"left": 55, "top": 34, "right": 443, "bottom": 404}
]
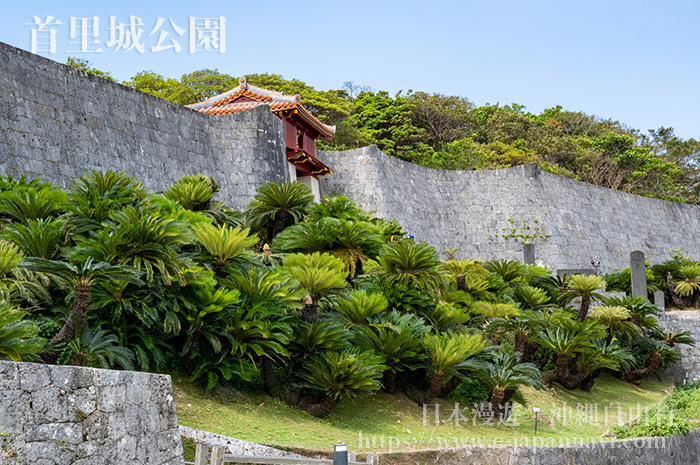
[
  {"left": 194, "top": 443, "right": 209, "bottom": 465},
  {"left": 211, "top": 446, "right": 226, "bottom": 465}
]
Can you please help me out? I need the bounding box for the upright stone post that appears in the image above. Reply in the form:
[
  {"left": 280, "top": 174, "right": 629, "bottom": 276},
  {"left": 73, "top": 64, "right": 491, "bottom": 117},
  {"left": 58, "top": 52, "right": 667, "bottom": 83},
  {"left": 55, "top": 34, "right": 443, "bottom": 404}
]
[
  {"left": 654, "top": 290, "right": 665, "bottom": 312},
  {"left": 523, "top": 244, "right": 535, "bottom": 265},
  {"left": 630, "top": 251, "right": 647, "bottom": 299}
]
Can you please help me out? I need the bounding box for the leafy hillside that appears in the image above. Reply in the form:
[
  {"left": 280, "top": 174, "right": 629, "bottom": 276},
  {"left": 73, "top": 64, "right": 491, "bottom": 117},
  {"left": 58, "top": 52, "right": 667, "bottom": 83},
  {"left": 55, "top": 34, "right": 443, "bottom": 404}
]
[{"left": 68, "top": 58, "right": 700, "bottom": 204}]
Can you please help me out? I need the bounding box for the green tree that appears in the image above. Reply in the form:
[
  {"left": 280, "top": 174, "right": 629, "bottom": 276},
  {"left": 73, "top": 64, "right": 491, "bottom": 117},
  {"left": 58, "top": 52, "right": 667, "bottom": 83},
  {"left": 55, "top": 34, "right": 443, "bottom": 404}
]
[{"left": 66, "top": 57, "right": 115, "bottom": 81}]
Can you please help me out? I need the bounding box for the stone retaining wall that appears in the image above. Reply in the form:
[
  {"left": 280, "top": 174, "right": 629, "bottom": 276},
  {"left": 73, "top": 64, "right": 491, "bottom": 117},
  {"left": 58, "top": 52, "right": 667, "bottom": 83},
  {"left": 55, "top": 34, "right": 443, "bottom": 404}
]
[
  {"left": 0, "top": 361, "right": 184, "bottom": 465},
  {"left": 0, "top": 41, "right": 290, "bottom": 210},
  {"left": 318, "top": 146, "right": 700, "bottom": 273},
  {"left": 384, "top": 430, "right": 699, "bottom": 464}
]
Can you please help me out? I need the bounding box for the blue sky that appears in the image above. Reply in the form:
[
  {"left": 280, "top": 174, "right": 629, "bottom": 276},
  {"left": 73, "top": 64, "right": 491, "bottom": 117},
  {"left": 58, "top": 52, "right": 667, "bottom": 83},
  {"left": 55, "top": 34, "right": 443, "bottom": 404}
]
[{"left": 2, "top": 1, "right": 699, "bottom": 140}]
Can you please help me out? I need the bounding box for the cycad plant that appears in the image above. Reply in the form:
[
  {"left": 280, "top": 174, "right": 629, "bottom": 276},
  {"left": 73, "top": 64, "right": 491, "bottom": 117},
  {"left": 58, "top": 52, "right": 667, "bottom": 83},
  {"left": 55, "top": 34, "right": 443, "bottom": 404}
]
[
  {"left": 0, "top": 299, "right": 45, "bottom": 361},
  {"left": 589, "top": 305, "right": 641, "bottom": 344},
  {"left": 66, "top": 170, "right": 146, "bottom": 233},
  {"left": 672, "top": 264, "right": 700, "bottom": 307},
  {"left": 288, "top": 321, "right": 350, "bottom": 359},
  {"left": 70, "top": 205, "right": 192, "bottom": 285},
  {"left": 59, "top": 323, "right": 134, "bottom": 370},
  {"left": 625, "top": 337, "right": 680, "bottom": 385},
  {"left": 273, "top": 218, "right": 383, "bottom": 279},
  {"left": 281, "top": 252, "right": 348, "bottom": 321},
  {"left": 648, "top": 327, "right": 696, "bottom": 348},
  {"left": 445, "top": 259, "right": 486, "bottom": 292},
  {"left": 483, "top": 259, "right": 526, "bottom": 288},
  {"left": 419, "top": 332, "right": 488, "bottom": 404},
  {"left": 193, "top": 223, "right": 258, "bottom": 278},
  {"left": 333, "top": 290, "right": 388, "bottom": 326},
  {"left": 488, "top": 311, "right": 545, "bottom": 363},
  {"left": 369, "top": 240, "right": 446, "bottom": 292},
  {"left": 561, "top": 274, "right": 605, "bottom": 321},
  {"left": 308, "top": 195, "right": 371, "bottom": 222},
  {"left": 245, "top": 181, "right": 314, "bottom": 241},
  {"left": 356, "top": 310, "right": 429, "bottom": 392},
  {"left": 0, "top": 185, "right": 66, "bottom": 223},
  {"left": 603, "top": 295, "right": 660, "bottom": 329},
  {"left": 479, "top": 351, "right": 541, "bottom": 413},
  {"left": 2, "top": 218, "right": 64, "bottom": 259},
  {"left": 20, "top": 257, "right": 143, "bottom": 343},
  {"left": 227, "top": 268, "right": 304, "bottom": 396},
  {"left": 536, "top": 318, "right": 606, "bottom": 387},
  {"left": 164, "top": 173, "right": 219, "bottom": 211},
  {"left": 297, "top": 350, "right": 386, "bottom": 416}
]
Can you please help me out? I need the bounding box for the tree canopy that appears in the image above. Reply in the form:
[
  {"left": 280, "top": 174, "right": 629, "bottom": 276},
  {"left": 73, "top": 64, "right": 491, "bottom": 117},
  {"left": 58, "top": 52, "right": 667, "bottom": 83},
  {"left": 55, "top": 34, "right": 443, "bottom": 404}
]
[{"left": 67, "top": 59, "right": 700, "bottom": 204}]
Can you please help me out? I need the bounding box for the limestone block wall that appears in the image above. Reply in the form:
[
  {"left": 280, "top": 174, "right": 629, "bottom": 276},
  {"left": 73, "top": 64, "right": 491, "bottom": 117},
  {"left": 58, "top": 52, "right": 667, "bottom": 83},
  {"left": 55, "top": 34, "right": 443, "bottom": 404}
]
[
  {"left": 0, "top": 42, "right": 290, "bottom": 210},
  {"left": 389, "top": 430, "right": 700, "bottom": 464},
  {"left": 179, "top": 426, "right": 305, "bottom": 459},
  {"left": 657, "top": 310, "right": 700, "bottom": 383},
  {"left": 318, "top": 146, "right": 700, "bottom": 272},
  {"left": 0, "top": 361, "right": 184, "bottom": 465}
]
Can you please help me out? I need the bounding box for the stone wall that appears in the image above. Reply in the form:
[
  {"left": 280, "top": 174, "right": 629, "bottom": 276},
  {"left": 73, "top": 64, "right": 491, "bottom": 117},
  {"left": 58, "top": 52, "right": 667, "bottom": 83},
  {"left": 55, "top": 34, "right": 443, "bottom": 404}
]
[
  {"left": 179, "top": 425, "right": 304, "bottom": 459},
  {"left": 0, "top": 361, "right": 184, "bottom": 465},
  {"left": 318, "top": 146, "right": 700, "bottom": 273},
  {"left": 0, "top": 41, "right": 290, "bottom": 210},
  {"left": 386, "top": 430, "right": 700, "bottom": 464},
  {"left": 657, "top": 310, "right": 700, "bottom": 383}
]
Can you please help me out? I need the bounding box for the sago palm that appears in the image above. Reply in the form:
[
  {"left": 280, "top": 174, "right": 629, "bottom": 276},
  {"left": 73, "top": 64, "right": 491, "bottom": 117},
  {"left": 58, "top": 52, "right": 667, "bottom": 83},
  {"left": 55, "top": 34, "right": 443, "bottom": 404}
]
[
  {"left": 356, "top": 310, "right": 429, "bottom": 392},
  {"left": 308, "top": 195, "right": 371, "bottom": 222},
  {"left": 479, "top": 351, "right": 542, "bottom": 409},
  {"left": 71, "top": 205, "right": 192, "bottom": 285},
  {"left": 536, "top": 318, "right": 605, "bottom": 380},
  {"left": 561, "top": 274, "right": 606, "bottom": 321},
  {"left": 193, "top": 223, "right": 258, "bottom": 278},
  {"left": 288, "top": 320, "right": 350, "bottom": 358},
  {"left": 66, "top": 170, "right": 146, "bottom": 233},
  {"left": 0, "top": 185, "right": 66, "bottom": 223},
  {"left": 60, "top": 323, "right": 134, "bottom": 370},
  {"left": 673, "top": 264, "right": 700, "bottom": 299},
  {"left": 603, "top": 295, "right": 660, "bottom": 328},
  {"left": 589, "top": 305, "right": 641, "bottom": 344},
  {"left": 420, "top": 332, "right": 488, "bottom": 404},
  {"left": 625, "top": 337, "right": 680, "bottom": 384},
  {"left": 273, "top": 218, "right": 383, "bottom": 279},
  {"left": 369, "top": 240, "right": 446, "bottom": 292},
  {"left": 418, "top": 302, "right": 470, "bottom": 330},
  {"left": 333, "top": 290, "right": 388, "bottom": 326},
  {"left": 245, "top": 181, "right": 314, "bottom": 240},
  {"left": 281, "top": 252, "right": 348, "bottom": 320},
  {"left": 298, "top": 349, "right": 385, "bottom": 416},
  {"left": 2, "top": 218, "right": 64, "bottom": 259},
  {"left": 445, "top": 259, "right": 487, "bottom": 292},
  {"left": 483, "top": 259, "right": 526, "bottom": 287},
  {"left": 648, "top": 327, "right": 696, "bottom": 348},
  {"left": 164, "top": 173, "right": 219, "bottom": 211},
  {"left": 20, "top": 257, "right": 143, "bottom": 343},
  {"left": 0, "top": 299, "right": 45, "bottom": 362}
]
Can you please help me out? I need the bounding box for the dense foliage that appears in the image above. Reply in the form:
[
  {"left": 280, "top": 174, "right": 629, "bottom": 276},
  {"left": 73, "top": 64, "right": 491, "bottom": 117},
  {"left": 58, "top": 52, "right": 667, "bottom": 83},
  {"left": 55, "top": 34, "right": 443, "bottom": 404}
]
[
  {"left": 0, "top": 172, "right": 692, "bottom": 419},
  {"left": 67, "top": 58, "right": 700, "bottom": 204},
  {"left": 612, "top": 381, "right": 700, "bottom": 438}
]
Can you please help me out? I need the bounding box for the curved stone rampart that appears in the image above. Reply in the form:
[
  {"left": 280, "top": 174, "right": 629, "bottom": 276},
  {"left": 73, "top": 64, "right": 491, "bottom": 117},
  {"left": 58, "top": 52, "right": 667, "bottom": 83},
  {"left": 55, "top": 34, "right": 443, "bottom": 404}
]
[{"left": 318, "top": 146, "right": 700, "bottom": 272}]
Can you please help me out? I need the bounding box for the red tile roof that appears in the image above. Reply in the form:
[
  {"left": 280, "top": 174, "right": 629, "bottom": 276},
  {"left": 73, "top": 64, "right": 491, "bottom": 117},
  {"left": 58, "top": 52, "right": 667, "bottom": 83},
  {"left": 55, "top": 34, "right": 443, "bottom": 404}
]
[{"left": 187, "top": 77, "right": 335, "bottom": 140}]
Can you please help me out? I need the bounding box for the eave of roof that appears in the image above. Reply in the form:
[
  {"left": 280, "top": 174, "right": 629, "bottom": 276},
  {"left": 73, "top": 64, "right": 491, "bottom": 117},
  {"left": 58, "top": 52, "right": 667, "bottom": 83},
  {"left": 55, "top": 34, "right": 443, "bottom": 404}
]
[{"left": 187, "top": 77, "right": 335, "bottom": 139}]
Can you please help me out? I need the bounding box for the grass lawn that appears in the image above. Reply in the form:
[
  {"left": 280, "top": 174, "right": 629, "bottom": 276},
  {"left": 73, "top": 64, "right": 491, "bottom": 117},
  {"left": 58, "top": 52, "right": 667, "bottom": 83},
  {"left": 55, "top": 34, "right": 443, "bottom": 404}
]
[{"left": 173, "top": 373, "right": 674, "bottom": 455}]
